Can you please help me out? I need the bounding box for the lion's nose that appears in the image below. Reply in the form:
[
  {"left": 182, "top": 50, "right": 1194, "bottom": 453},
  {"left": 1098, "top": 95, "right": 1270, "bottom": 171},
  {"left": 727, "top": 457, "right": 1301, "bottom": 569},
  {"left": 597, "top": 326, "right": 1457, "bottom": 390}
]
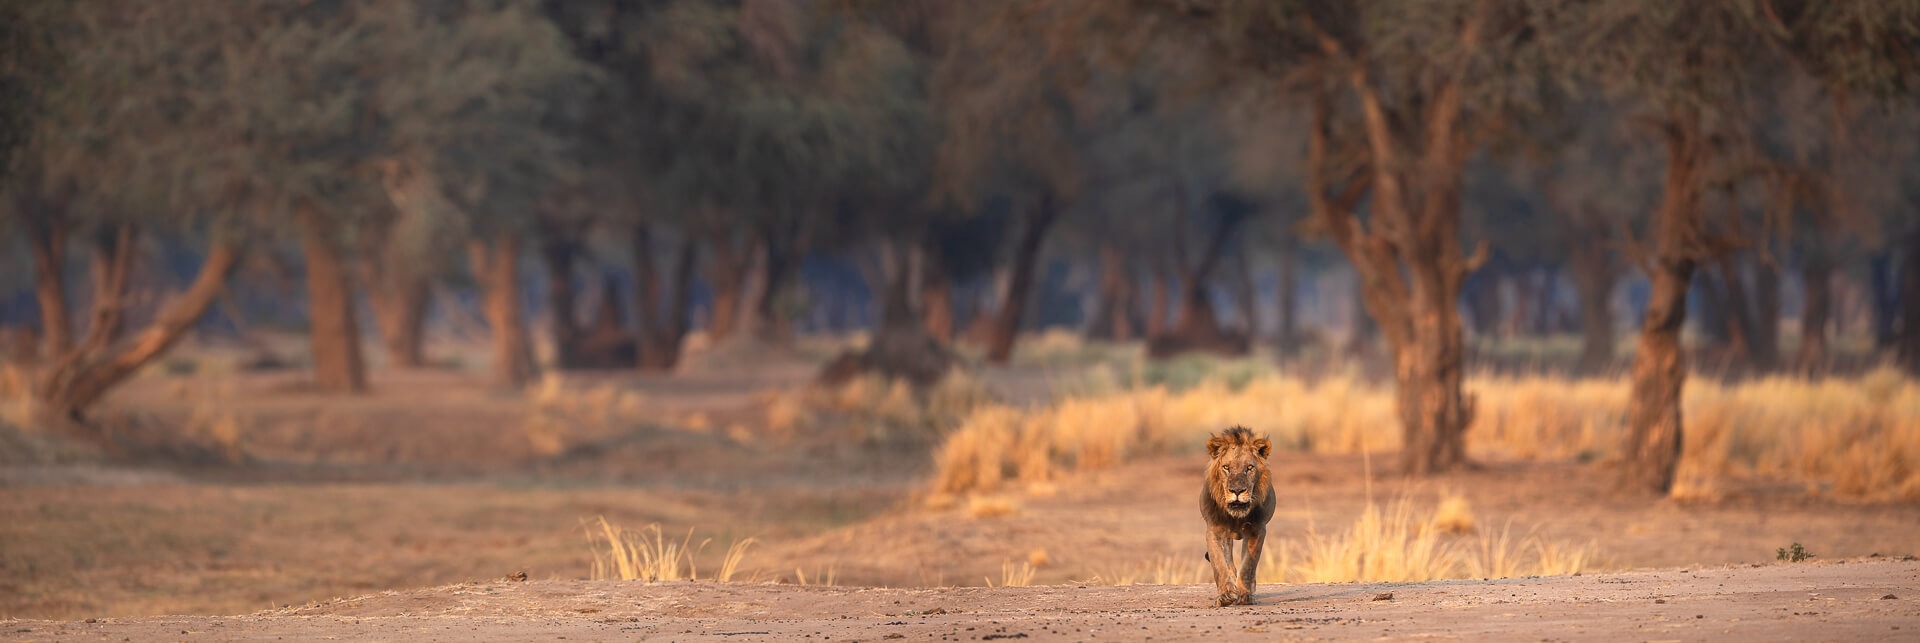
[{"left": 1229, "top": 486, "right": 1248, "bottom": 495}]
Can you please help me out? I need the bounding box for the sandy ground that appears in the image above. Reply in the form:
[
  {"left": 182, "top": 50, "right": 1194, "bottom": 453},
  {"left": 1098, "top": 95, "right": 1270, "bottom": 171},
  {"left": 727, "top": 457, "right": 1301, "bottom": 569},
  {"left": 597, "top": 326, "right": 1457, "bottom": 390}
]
[
  {"left": 6, "top": 345, "right": 1920, "bottom": 634},
  {"left": 6, "top": 559, "right": 1916, "bottom": 641}
]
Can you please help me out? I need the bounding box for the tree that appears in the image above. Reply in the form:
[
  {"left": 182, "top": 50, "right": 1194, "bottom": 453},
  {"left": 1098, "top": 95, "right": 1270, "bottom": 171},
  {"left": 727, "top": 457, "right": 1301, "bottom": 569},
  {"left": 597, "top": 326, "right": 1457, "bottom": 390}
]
[
  {"left": 1127, "top": 0, "right": 1556, "bottom": 474},
  {"left": 1561, "top": 0, "right": 1920, "bottom": 493},
  {"left": 6, "top": 1, "right": 252, "bottom": 425},
  {"left": 367, "top": 0, "right": 593, "bottom": 387}
]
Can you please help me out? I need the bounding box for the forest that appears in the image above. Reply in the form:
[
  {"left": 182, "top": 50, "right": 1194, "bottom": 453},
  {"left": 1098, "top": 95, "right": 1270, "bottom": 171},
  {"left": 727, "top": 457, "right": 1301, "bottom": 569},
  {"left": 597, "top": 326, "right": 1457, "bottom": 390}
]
[{"left": 2, "top": 0, "right": 1920, "bottom": 627}]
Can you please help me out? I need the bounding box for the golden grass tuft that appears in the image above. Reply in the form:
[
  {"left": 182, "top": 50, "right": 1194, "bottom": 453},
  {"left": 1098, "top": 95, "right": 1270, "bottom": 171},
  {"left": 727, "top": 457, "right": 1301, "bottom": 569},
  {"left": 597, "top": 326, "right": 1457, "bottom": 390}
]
[
  {"left": 930, "top": 369, "right": 1920, "bottom": 501},
  {"left": 584, "top": 517, "right": 758, "bottom": 582},
  {"left": 990, "top": 560, "right": 1037, "bottom": 587}
]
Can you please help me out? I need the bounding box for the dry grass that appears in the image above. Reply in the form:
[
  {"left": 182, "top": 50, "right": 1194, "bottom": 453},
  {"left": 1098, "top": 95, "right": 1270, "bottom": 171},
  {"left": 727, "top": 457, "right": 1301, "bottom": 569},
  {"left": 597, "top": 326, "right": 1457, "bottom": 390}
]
[
  {"left": 990, "top": 561, "right": 1038, "bottom": 587},
  {"left": 931, "top": 368, "right": 1920, "bottom": 501},
  {"left": 585, "top": 517, "right": 759, "bottom": 583},
  {"left": 1250, "top": 497, "right": 1598, "bottom": 585}
]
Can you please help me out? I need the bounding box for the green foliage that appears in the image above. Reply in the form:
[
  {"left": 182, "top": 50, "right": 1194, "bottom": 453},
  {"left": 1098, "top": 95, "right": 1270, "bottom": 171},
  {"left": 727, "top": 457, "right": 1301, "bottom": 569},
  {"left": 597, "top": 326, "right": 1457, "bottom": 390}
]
[{"left": 1776, "top": 542, "right": 1814, "bottom": 563}]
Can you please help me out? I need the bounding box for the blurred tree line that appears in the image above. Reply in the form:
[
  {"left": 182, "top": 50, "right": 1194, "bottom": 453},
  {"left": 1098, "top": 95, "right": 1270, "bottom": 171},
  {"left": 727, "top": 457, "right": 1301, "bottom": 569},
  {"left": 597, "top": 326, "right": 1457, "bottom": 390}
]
[{"left": 2, "top": 0, "right": 1917, "bottom": 494}]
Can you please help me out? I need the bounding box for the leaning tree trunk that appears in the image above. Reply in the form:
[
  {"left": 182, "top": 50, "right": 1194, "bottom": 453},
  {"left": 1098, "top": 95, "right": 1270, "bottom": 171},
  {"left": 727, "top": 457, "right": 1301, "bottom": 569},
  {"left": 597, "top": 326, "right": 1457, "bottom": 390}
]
[
  {"left": 297, "top": 208, "right": 368, "bottom": 394},
  {"left": 83, "top": 225, "right": 136, "bottom": 348},
  {"left": 471, "top": 234, "right": 537, "bottom": 388},
  {"left": 26, "top": 216, "right": 73, "bottom": 361},
  {"left": 984, "top": 194, "right": 1060, "bottom": 364},
  {"left": 1620, "top": 116, "right": 1706, "bottom": 496},
  {"left": 1795, "top": 242, "right": 1834, "bottom": 374},
  {"left": 37, "top": 242, "right": 243, "bottom": 423},
  {"left": 1568, "top": 235, "right": 1617, "bottom": 374}
]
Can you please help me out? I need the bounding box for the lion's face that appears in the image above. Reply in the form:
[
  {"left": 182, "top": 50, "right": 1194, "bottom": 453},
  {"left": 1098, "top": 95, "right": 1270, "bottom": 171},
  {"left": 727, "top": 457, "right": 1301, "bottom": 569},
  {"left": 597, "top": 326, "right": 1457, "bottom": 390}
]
[{"left": 1208, "top": 430, "right": 1271, "bottom": 518}]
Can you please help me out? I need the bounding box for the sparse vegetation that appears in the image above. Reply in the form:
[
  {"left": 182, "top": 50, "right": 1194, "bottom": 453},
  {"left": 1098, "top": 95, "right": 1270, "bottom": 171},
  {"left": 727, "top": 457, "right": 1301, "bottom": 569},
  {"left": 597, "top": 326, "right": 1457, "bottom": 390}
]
[
  {"left": 1777, "top": 543, "right": 1814, "bottom": 563},
  {"left": 1268, "top": 498, "right": 1597, "bottom": 584},
  {"left": 585, "top": 518, "right": 758, "bottom": 583},
  {"left": 932, "top": 368, "right": 1920, "bottom": 501}
]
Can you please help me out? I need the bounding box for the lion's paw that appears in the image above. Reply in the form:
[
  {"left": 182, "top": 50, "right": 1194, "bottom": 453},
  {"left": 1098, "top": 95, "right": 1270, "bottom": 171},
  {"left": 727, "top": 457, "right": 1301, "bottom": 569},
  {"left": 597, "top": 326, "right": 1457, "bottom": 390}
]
[{"left": 1216, "top": 591, "right": 1247, "bottom": 607}]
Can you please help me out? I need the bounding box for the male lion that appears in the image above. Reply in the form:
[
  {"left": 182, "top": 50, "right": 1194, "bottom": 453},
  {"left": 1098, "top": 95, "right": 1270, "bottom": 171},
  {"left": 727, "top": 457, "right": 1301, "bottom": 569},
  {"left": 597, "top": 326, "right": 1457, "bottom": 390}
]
[{"left": 1200, "top": 426, "right": 1274, "bottom": 607}]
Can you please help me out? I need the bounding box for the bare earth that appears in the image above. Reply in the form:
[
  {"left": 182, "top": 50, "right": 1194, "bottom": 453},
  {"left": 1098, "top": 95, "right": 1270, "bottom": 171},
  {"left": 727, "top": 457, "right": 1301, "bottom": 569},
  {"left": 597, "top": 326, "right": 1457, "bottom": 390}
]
[
  {"left": 7, "top": 559, "right": 1917, "bottom": 641},
  {"left": 6, "top": 350, "right": 1920, "bottom": 640}
]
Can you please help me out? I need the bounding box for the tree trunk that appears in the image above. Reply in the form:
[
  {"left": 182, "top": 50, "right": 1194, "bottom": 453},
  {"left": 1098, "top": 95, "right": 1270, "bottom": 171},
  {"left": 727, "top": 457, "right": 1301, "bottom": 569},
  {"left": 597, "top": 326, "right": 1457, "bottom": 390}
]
[
  {"left": 539, "top": 233, "right": 583, "bottom": 368},
  {"left": 81, "top": 224, "right": 137, "bottom": 352},
  {"left": 1231, "top": 250, "right": 1258, "bottom": 335},
  {"left": 1710, "top": 256, "right": 1757, "bottom": 371},
  {"left": 922, "top": 261, "right": 954, "bottom": 344},
  {"left": 633, "top": 229, "right": 697, "bottom": 372},
  {"left": 752, "top": 218, "right": 802, "bottom": 346},
  {"left": 1899, "top": 228, "right": 1920, "bottom": 375},
  {"left": 821, "top": 240, "right": 952, "bottom": 387},
  {"left": 1144, "top": 263, "right": 1169, "bottom": 338},
  {"left": 472, "top": 234, "right": 537, "bottom": 388},
  {"left": 1869, "top": 252, "right": 1898, "bottom": 348},
  {"left": 297, "top": 208, "right": 368, "bottom": 394},
  {"left": 368, "top": 272, "right": 429, "bottom": 369},
  {"left": 1620, "top": 116, "right": 1705, "bottom": 496},
  {"left": 37, "top": 243, "right": 243, "bottom": 422},
  {"left": 1795, "top": 242, "right": 1833, "bottom": 374},
  {"left": 1276, "top": 238, "right": 1300, "bottom": 358},
  {"left": 704, "top": 228, "right": 751, "bottom": 342},
  {"left": 1752, "top": 254, "right": 1781, "bottom": 372},
  {"left": 1086, "top": 241, "right": 1135, "bottom": 341},
  {"left": 1568, "top": 236, "right": 1617, "bottom": 374},
  {"left": 26, "top": 216, "right": 72, "bottom": 361},
  {"left": 984, "top": 194, "right": 1059, "bottom": 364},
  {"left": 1309, "top": 52, "right": 1484, "bottom": 474}
]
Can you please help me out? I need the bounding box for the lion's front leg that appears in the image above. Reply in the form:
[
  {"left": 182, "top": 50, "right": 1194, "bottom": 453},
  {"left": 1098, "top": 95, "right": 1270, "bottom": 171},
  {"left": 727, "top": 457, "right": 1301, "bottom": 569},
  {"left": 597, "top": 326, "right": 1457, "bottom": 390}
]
[
  {"left": 1206, "top": 528, "right": 1239, "bottom": 607},
  {"left": 1237, "top": 526, "right": 1265, "bottom": 606}
]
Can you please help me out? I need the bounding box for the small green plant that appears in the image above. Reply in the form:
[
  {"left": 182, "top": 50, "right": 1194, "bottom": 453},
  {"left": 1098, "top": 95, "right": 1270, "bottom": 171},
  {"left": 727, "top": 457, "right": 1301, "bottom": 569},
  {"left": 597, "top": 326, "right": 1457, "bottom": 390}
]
[{"left": 1776, "top": 542, "right": 1814, "bottom": 563}]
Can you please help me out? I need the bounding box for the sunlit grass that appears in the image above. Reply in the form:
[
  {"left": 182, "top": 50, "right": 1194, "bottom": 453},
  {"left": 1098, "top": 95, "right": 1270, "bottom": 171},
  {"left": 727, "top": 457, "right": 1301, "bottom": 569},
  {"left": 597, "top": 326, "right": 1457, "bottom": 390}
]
[
  {"left": 988, "top": 560, "right": 1037, "bottom": 587},
  {"left": 931, "top": 366, "right": 1920, "bottom": 501},
  {"left": 584, "top": 517, "right": 758, "bottom": 583},
  {"left": 1086, "top": 496, "right": 1597, "bottom": 586}
]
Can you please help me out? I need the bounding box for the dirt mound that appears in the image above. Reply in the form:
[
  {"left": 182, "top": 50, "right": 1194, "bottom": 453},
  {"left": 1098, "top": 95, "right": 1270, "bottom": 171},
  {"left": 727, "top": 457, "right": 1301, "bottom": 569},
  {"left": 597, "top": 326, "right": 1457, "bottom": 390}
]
[{"left": 10, "top": 559, "right": 1915, "bottom": 641}]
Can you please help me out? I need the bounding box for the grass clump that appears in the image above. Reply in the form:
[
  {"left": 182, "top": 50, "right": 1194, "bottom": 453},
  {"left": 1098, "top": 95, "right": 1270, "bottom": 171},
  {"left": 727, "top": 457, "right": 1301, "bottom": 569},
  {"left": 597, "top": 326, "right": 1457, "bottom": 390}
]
[
  {"left": 584, "top": 517, "right": 757, "bottom": 582},
  {"left": 1261, "top": 497, "right": 1598, "bottom": 584}
]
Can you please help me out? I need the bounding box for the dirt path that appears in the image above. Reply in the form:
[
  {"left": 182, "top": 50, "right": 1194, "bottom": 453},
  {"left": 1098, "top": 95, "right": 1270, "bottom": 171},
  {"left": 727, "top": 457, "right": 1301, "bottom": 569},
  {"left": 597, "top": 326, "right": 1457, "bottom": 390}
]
[{"left": 10, "top": 559, "right": 1915, "bottom": 641}]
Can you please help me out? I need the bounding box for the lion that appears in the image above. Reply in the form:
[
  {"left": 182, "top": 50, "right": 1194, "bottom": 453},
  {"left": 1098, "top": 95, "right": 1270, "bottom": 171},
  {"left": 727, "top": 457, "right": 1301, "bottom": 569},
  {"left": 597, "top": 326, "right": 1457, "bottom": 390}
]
[{"left": 1200, "top": 425, "right": 1275, "bottom": 607}]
